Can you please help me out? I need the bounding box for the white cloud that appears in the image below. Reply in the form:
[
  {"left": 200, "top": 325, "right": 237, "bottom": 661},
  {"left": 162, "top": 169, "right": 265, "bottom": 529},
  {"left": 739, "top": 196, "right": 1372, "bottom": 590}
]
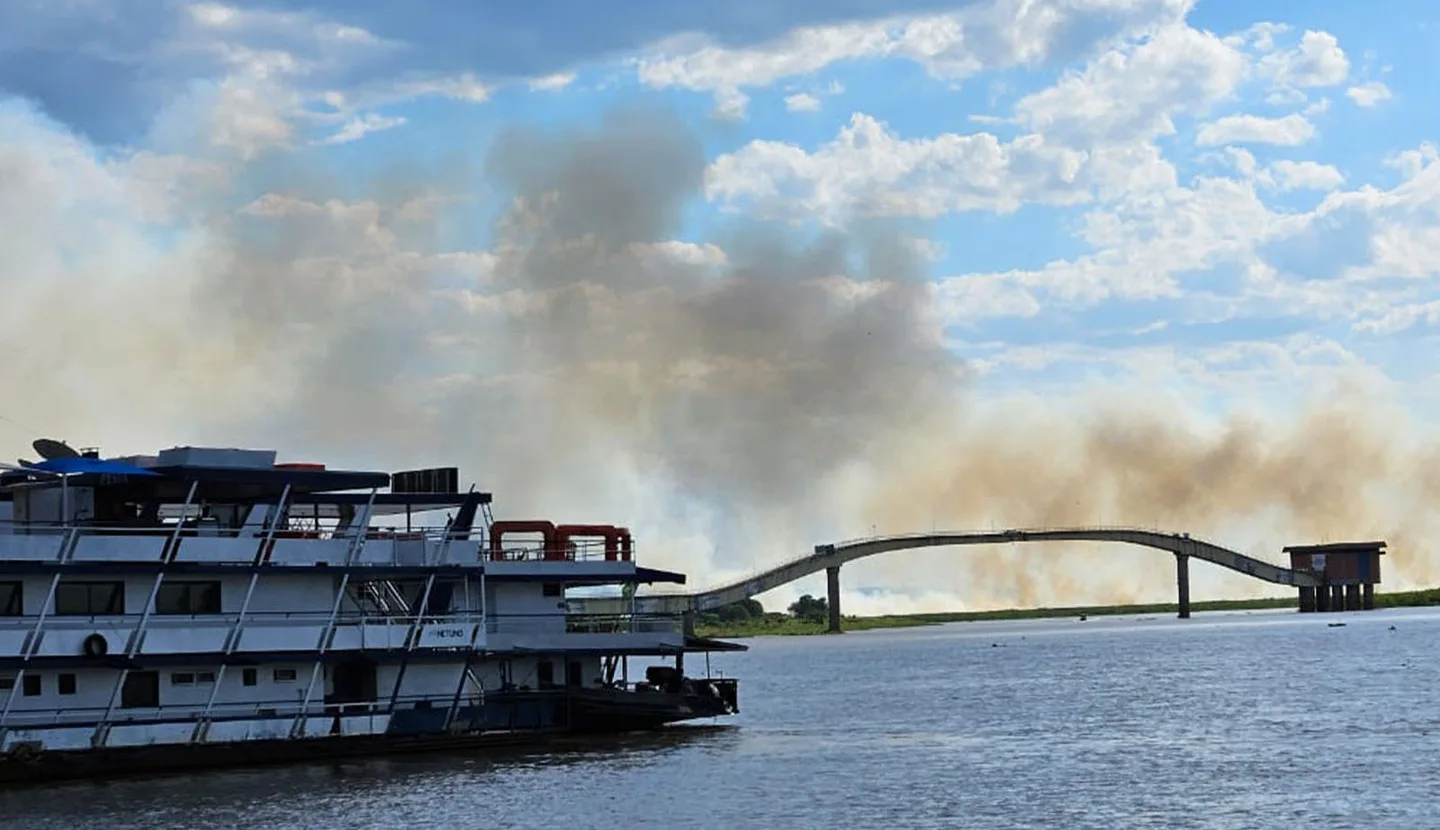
[
  {"left": 712, "top": 86, "right": 749, "bottom": 120},
  {"left": 1225, "top": 149, "right": 1343, "bottom": 191},
  {"left": 1346, "top": 81, "right": 1393, "bottom": 107},
  {"left": 636, "top": 23, "right": 885, "bottom": 90},
  {"left": 1268, "top": 160, "right": 1344, "bottom": 191},
  {"left": 1258, "top": 30, "right": 1349, "bottom": 88},
  {"left": 1386, "top": 143, "right": 1438, "bottom": 180},
  {"left": 189, "top": 78, "right": 298, "bottom": 158},
  {"left": 1196, "top": 113, "right": 1315, "bottom": 147},
  {"left": 1013, "top": 24, "right": 1248, "bottom": 146},
  {"left": 636, "top": 0, "right": 1193, "bottom": 117},
  {"left": 784, "top": 93, "right": 821, "bottom": 112},
  {"left": 315, "top": 112, "right": 406, "bottom": 145},
  {"left": 705, "top": 113, "right": 1089, "bottom": 220},
  {"left": 936, "top": 136, "right": 1440, "bottom": 348},
  {"left": 529, "top": 72, "right": 576, "bottom": 92},
  {"left": 388, "top": 72, "right": 491, "bottom": 103},
  {"left": 1224, "top": 21, "right": 1288, "bottom": 53},
  {"left": 184, "top": 2, "right": 385, "bottom": 48}
]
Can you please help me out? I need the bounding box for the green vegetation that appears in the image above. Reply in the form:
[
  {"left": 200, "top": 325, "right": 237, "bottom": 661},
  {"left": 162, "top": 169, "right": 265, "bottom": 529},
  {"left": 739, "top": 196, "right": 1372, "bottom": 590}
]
[{"left": 692, "top": 586, "right": 1440, "bottom": 639}]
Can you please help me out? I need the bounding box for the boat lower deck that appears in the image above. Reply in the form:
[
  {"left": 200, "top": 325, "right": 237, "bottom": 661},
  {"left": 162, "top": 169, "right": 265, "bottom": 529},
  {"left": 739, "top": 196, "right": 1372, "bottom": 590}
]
[
  {"left": 0, "top": 681, "right": 739, "bottom": 786},
  {"left": 0, "top": 725, "right": 562, "bottom": 785}
]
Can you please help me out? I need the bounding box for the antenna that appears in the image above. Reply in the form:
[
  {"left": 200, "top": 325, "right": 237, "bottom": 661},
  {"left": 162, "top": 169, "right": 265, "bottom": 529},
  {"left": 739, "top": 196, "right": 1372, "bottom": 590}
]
[{"left": 32, "top": 439, "right": 80, "bottom": 460}]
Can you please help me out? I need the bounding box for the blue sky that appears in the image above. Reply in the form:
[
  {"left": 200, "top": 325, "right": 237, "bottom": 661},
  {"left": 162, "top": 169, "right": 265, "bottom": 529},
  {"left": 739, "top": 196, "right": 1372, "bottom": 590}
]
[{"left": 4, "top": 0, "right": 1440, "bottom": 610}]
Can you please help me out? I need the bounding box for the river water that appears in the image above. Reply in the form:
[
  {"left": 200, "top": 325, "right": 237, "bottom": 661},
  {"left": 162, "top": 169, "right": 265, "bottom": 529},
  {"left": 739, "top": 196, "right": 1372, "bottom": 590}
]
[{"left": 5, "top": 607, "right": 1439, "bottom": 829}]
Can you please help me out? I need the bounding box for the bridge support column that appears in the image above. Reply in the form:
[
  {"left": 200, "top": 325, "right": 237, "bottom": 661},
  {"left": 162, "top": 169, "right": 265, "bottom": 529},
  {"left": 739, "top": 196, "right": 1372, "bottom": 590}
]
[
  {"left": 1315, "top": 584, "right": 1330, "bottom": 612},
  {"left": 1345, "top": 584, "right": 1361, "bottom": 611},
  {"left": 679, "top": 610, "right": 695, "bottom": 674},
  {"left": 1362, "top": 582, "right": 1375, "bottom": 610},
  {"left": 1331, "top": 584, "right": 1345, "bottom": 612},
  {"left": 1175, "top": 553, "right": 1190, "bottom": 619},
  {"left": 1298, "top": 586, "right": 1316, "bottom": 613},
  {"left": 826, "top": 566, "right": 842, "bottom": 633}
]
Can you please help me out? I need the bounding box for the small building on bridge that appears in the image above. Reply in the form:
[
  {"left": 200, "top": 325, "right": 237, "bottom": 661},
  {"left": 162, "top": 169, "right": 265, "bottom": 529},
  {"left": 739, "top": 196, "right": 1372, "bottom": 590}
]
[{"left": 1283, "top": 541, "right": 1384, "bottom": 612}]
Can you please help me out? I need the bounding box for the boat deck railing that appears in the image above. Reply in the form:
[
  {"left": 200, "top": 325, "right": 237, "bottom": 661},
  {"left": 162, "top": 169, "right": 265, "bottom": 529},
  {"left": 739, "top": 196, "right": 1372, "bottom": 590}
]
[
  {"left": 0, "top": 521, "right": 634, "bottom": 567},
  {"left": 0, "top": 610, "right": 682, "bottom": 658},
  {"left": 0, "top": 690, "right": 486, "bottom": 729},
  {"left": 486, "top": 612, "right": 682, "bottom": 635},
  {"left": 0, "top": 609, "right": 490, "bottom": 627}
]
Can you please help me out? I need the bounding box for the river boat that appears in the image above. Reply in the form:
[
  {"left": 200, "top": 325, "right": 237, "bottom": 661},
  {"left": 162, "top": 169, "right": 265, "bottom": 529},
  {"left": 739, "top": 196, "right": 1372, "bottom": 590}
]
[{"left": 0, "top": 440, "right": 741, "bottom": 784}]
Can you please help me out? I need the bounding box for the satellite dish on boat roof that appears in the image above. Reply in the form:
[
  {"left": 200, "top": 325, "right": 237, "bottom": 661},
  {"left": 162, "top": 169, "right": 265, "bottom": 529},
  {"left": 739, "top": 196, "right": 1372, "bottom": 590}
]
[{"left": 33, "top": 439, "right": 80, "bottom": 460}]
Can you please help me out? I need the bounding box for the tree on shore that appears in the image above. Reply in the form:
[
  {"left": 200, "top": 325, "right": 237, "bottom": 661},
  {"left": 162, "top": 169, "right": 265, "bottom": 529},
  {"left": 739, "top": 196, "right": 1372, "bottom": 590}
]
[
  {"left": 713, "top": 598, "right": 765, "bottom": 622},
  {"left": 787, "top": 594, "right": 828, "bottom": 623}
]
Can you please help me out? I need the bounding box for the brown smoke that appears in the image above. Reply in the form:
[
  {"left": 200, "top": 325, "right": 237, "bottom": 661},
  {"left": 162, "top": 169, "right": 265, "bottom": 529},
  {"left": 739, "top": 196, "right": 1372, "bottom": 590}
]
[{"left": 3, "top": 100, "right": 1437, "bottom": 612}]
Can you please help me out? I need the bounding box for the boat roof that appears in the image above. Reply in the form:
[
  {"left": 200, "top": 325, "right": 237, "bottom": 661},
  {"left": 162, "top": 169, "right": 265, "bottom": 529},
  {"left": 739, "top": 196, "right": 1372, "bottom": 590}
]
[
  {"left": 0, "top": 444, "right": 487, "bottom": 508},
  {"left": 289, "top": 492, "right": 491, "bottom": 517},
  {"left": 1, "top": 465, "right": 389, "bottom": 499},
  {"left": 1282, "top": 541, "right": 1387, "bottom": 555}
]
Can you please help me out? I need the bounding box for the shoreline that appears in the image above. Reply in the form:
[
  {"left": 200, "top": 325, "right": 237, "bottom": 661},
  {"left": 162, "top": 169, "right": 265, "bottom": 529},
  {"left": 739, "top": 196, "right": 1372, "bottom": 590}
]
[{"left": 695, "top": 586, "right": 1440, "bottom": 639}]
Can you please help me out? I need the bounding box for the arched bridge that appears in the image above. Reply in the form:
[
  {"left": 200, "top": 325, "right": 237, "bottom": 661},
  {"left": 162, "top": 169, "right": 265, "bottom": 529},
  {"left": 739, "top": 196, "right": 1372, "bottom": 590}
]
[{"left": 623, "top": 527, "right": 1367, "bottom": 630}]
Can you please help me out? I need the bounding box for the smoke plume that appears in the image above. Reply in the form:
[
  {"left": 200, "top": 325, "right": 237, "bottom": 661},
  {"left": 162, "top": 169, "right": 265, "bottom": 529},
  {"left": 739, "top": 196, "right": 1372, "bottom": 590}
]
[{"left": 2, "top": 96, "right": 1437, "bottom": 612}]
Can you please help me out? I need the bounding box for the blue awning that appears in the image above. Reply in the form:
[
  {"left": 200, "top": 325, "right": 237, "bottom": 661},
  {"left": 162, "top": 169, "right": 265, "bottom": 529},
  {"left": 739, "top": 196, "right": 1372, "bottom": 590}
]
[{"left": 26, "top": 457, "right": 161, "bottom": 477}]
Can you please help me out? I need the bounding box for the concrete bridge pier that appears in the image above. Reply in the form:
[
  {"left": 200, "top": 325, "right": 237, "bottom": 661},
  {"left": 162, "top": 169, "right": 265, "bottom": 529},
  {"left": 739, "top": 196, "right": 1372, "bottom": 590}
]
[
  {"left": 1175, "top": 552, "right": 1190, "bottom": 619},
  {"left": 1299, "top": 586, "right": 1317, "bottom": 612},
  {"left": 826, "top": 565, "right": 842, "bottom": 633}
]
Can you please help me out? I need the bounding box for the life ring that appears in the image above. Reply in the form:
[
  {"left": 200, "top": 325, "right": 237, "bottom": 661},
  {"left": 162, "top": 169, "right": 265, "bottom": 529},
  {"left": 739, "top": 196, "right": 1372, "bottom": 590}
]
[{"left": 81, "top": 633, "right": 108, "bottom": 658}]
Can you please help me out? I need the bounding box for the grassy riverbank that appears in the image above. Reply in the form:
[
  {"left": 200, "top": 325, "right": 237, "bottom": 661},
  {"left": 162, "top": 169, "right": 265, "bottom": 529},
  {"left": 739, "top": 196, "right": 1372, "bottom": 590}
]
[{"left": 694, "top": 586, "right": 1440, "bottom": 639}]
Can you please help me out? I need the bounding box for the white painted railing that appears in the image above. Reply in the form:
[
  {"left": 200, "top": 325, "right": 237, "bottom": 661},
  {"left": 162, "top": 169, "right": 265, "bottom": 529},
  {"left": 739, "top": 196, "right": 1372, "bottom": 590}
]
[
  {"left": 0, "top": 521, "right": 640, "bottom": 566},
  {"left": 0, "top": 612, "right": 490, "bottom": 657}
]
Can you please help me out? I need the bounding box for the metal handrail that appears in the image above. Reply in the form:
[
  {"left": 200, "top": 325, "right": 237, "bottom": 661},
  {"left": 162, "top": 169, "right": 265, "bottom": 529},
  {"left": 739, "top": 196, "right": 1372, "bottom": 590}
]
[
  {"left": 0, "top": 691, "right": 485, "bottom": 729},
  {"left": 487, "top": 611, "right": 681, "bottom": 634},
  {"left": 0, "top": 521, "right": 637, "bottom": 565},
  {"left": 0, "top": 610, "right": 486, "bottom": 626},
  {"left": 0, "top": 610, "right": 677, "bottom": 629}
]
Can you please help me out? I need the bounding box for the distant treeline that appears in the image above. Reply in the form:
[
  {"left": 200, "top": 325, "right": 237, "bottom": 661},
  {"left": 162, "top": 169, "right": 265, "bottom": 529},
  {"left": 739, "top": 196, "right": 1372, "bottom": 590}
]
[
  {"left": 692, "top": 586, "right": 1440, "bottom": 638},
  {"left": 694, "top": 593, "right": 833, "bottom": 630}
]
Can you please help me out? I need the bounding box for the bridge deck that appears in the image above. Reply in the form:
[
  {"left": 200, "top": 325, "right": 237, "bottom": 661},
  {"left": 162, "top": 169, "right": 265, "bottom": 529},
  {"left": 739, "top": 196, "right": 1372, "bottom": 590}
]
[{"left": 621, "top": 527, "right": 1320, "bottom": 614}]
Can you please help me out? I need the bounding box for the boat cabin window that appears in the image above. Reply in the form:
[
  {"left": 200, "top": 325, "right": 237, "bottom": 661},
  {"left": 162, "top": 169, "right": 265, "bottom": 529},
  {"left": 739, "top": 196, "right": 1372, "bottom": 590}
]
[
  {"left": 541, "top": 583, "right": 562, "bottom": 597},
  {"left": 242, "top": 669, "right": 258, "bottom": 687},
  {"left": 345, "top": 579, "right": 462, "bottom": 616},
  {"left": 566, "top": 661, "right": 582, "bottom": 687},
  {"left": 121, "top": 672, "right": 159, "bottom": 708},
  {"left": 53, "top": 581, "right": 125, "bottom": 616},
  {"left": 0, "top": 581, "right": 20, "bottom": 616},
  {"left": 155, "top": 581, "right": 222, "bottom": 615},
  {"left": 23, "top": 674, "right": 40, "bottom": 696},
  {"left": 0, "top": 677, "right": 12, "bottom": 692},
  {"left": 58, "top": 673, "right": 76, "bottom": 695},
  {"left": 536, "top": 661, "right": 554, "bottom": 688}
]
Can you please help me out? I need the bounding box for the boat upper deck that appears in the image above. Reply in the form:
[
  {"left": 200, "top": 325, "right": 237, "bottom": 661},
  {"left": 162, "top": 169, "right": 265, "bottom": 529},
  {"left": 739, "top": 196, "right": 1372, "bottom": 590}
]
[{"left": 0, "top": 443, "right": 682, "bottom": 584}]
